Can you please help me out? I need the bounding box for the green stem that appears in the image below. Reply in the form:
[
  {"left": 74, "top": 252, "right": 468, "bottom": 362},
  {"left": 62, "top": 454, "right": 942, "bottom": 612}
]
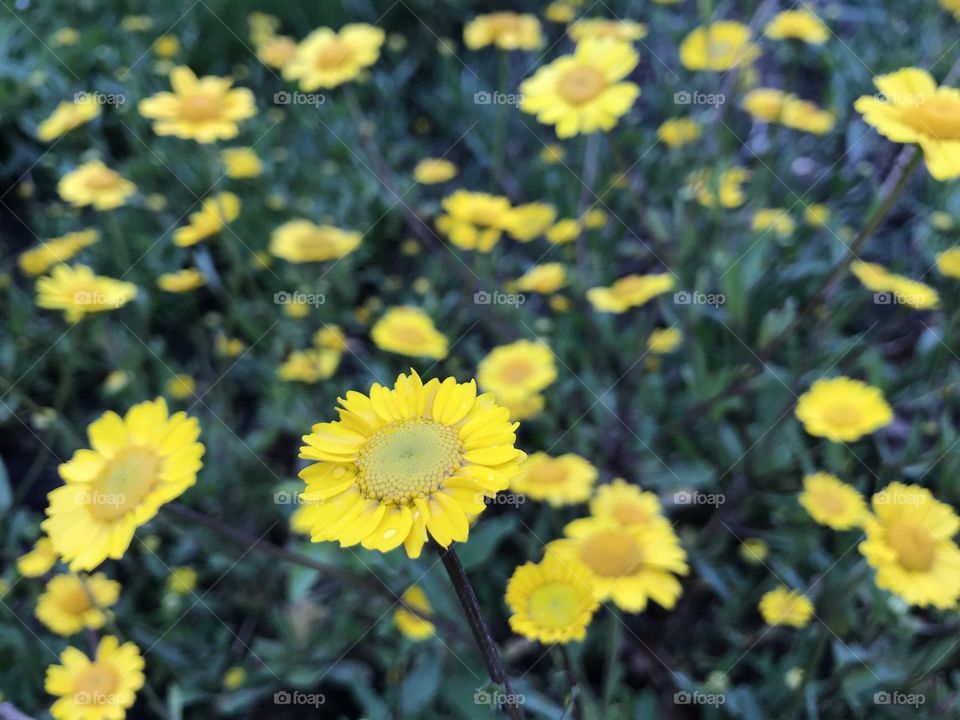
[
  {"left": 558, "top": 645, "right": 583, "bottom": 720},
  {"left": 602, "top": 610, "right": 622, "bottom": 712}
]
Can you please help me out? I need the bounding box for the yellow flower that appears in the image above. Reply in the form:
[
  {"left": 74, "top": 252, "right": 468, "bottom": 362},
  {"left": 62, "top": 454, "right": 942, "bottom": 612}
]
[
  {"left": 478, "top": 340, "right": 557, "bottom": 405},
  {"left": 436, "top": 190, "right": 511, "bottom": 251},
  {"left": 36, "top": 264, "right": 137, "bottom": 322},
  {"left": 153, "top": 34, "right": 180, "bottom": 58},
  {"left": 520, "top": 38, "right": 640, "bottom": 138},
  {"left": 157, "top": 268, "right": 206, "bottom": 293},
  {"left": 742, "top": 87, "right": 788, "bottom": 122},
  {"left": 512, "top": 452, "right": 597, "bottom": 506},
  {"left": 795, "top": 377, "right": 893, "bottom": 443},
  {"left": 371, "top": 307, "right": 449, "bottom": 359},
  {"left": 296, "top": 370, "right": 525, "bottom": 558},
  {"left": 546, "top": 218, "right": 581, "bottom": 244},
  {"left": 504, "top": 202, "right": 556, "bottom": 242},
  {"left": 58, "top": 161, "right": 136, "bottom": 210},
  {"left": 284, "top": 24, "right": 385, "bottom": 90},
  {"left": 804, "top": 204, "right": 831, "bottom": 226},
  {"left": 544, "top": 2, "right": 576, "bottom": 24},
  {"left": 850, "top": 260, "right": 940, "bottom": 309},
  {"left": 36, "top": 573, "right": 120, "bottom": 636},
  {"left": 587, "top": 273, "right": 675, "bottom": 313},
  {"left": 215, "top": 335, "right": 245, "bottom": 357},
  {"left": 751, "top": 208, "right": 796, "bottom": 238},
  {"left": 854, "top": 68, "right": 960, "bottom": 181},
  {"left": 139, "top": 66, "right": 256, "bottom": 143},
  {"left": 582, "top": 208, "right": 608, "bottom": 229},
  {"left": 931, "top": 211, "right": 954, "bottom": 230},
  {"left": 464, "top": 12, "right": 544, "bottom": 50},
  {"left": 799, "top": 473, "right": 867, "bottom": 530},
  {"left": 221, "top": 147, "right": 262, "bottom": 178},
  {"left": 739, "top": 538, "right": 769, "bottom": 564},
  {"left": 16, "top": 537, "right": 59, "bottom": 577},
  {"left": 942, "top": 0, "right": 960, "bottom": 20},
  {"left": 500, "top": 393, "right": 546, "bottom": 421},
  {"left": 269, "top": 219, "right": 362, "bottom": 263},
  {"left": 413, "top": 157, "right": 458, "bottom": 184},
  {"left": 393, "top": 585, "right": 436, "bottom": 640},
  {"left": 164, "top": 374, "right": 196, "bottom": 400},
  {"left": 782, "top": 97, "right": 835, "bottom": 134},
  {"left": 277, "top": 348, "right": 341, "bottom": 383},
  {"left": 173, "top": 192, "right": 241, "bottom": 247},
  {"left": 248, "top": 12, "right": 281, "bottom": 45},
  {"left": 568, "top": 19, "right": 647, "bottom": 42},
  {"left": 121, "top": 15, "right": 152, "bottom": 32},
  {"left": 764, "top": 9, "right": 830, "bottom": 44},
  {"left": 590, "top": 478, "right": 665, "bottom": 529},
  {"left": 657, "top": 117, "right": 702, "bottom": 148},
  {"left": 38, "top": 97, "right": 101, "bottom": 141},
  {"left": 859, "top": 483, "right": 960, "bottom": 608},
  {"left": 42, "top": 398, "right": 204, "bottom": 570},
  {"left": 103, "top": 371, "right": 130, "bottom": 395},
  {"left": 540, "top": 144, "right": 566, "bottom": 164},
  {"left": 936, "top": 247, "right": 960, "bottom": 278},
  {"left": 45, "top": 636, "right": 145, "bottom": 720},
  {"left": 514, "top": 263, "right": 567, "bottom": 294},
  {"left": 758, "top": 587, "right": 813, "bottom": 627},
  {"left": 505, "top": 555, "right": 599, "bottom": 643},
  {"left": 688, "top": 167, "right": 751, "bottom": 208},
  {"left": 547, "top": 516, "right": 688, "bottom": 612},
  {"left": 850, "top": 260, "right": 891, "bottom": 291},
  {"left": 647, "top": 327, "right": 682, "bottom": 354},
  {"left": 52, "top": 28, "right": 80, "bottom": 46},
  {"left": 257, "top": 35, "right": 297, "bottom": 69},
  {"left": 19, "top": 229, "right": 99, "bottom": 276},
  {"left": 222, "top": 666, "right": 246, "bottom": 690},
  {"left": 679, "top": 21, "right": 760, "bottom": 72},
  {"left": 166, "top": 566, "right": 197, "bottom": 594}
]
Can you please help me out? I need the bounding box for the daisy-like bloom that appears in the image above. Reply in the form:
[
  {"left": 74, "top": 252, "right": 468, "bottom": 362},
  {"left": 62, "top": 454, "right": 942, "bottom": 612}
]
[
  {"left": 547, "top": 516, "right": 688, "bottom": 612},
  {"left": 590, "top": 478, "right": 666, "bottom": 528},
  {"left": 45, "top": 635, "right": 144, "bottom": 720},
  {"left": 36, "top": 265, "right": 137, "bottom": 322},
  {"left": 19, "top": 229, "right": 99, "bottom": 276},
  {"left": 296, "top": 370, "right": 525, "bottom": 558},
  {"left": 157, "top": 268, "right": 206, "bottom": 293},
  {"left": 284, "top": 24, "right": 385, "bottom": 90},
  {"left": 758, "top": 587, "right": 814, "bottom": 627},
  {"left": 166, "top": 566, "right": 197, "bottom": 594},
  {"left": 544, "top": 2, "right": 576, "bottom": 23},
  {"left": 221, "top": 147, "right": 262, "bottom": 178},
  {"left": 859, "top": 483, "right": 960, "bottom": 608},
  {"left": 393, "top": 585, "right": 436, "bottom": 640},
  {"left": 371, "top": 307, "right": 449, "bottom": 359},
  {"left": 647, "top": 327, "right": 682, "bottom": 354},
  {"left": 850, "top": 260, "right": 891, "bottom": 291},
  {"left": 931, "top": 211, "right": 954, "bottom": 230},
  {"left": 742, "top": 87, "right": 788, "bottom": 122},
  {"left": 540, "top": 144, "right": 566, "bottom": 164},
  {"left": 314, "top": 325, "right": 349, "bottom": 351},
  {"left": 42, "top": 398, "right": 204, "bottom": 570},
  {"left": 505, "top": 555, "right": 599, "bottom": 643},
  {"left": 795, "top": 377, "right": 893, "bottom": 443},
  {"left": 248, "top": 11, "right": 281, "bottom": 45},
  {"left": 173, "top": 192, "right": 241, "bottom": 247},
  {"left": 154, "top": 34, "right": 180, "bottom": 58},
  {"left": 763, "top": 9, "right": 830, "bottom": 44},
  {"left": 36, "top": 573, "right": 120, "bottom": 636},
  {"left": 164, "top": 374, "right": 195, "bottom": 400},
  {"left": 223, "top": 666, "right": 246, "bottom": 690},
  {"left": 781, "top": 97, "right": 836, "bottom": 134},
  {"left": 657, "top": 117, "right": 702, "bottom": 148},
  {"left": 937, "top": 248, "right": 960, "bottom": 278},
  {"left": 854, "top": 68, "right": 960, "bottom": 181},
  {"left": 257, "top": 35, "right": 297, "bottom": 69},
  {"left": 58, "top": 161, "right": 136, "bottom": 211},
  {"left": 582, "top": 208, "right": 608, "bottom": 229},
  {"left": 941, "top": 0, "right": 960, "bottom": 20},
  {"left": 505, "top": 202, "right": 557, "bottom": 242},
  {"left": 478, "top": 340, "right": 557, "bottom": 406},
  {"left": 512, "top": 452, "right": 598, "bottom": 506},
  {"left": 215, "top": 335, "right": 245, "bottom": 358},
  {"left": 500, "top": 393, "right": 546, "bottom": 421},
  {"left": 520, "top": 38, "right": 640, "bottom": 138},
  {"left": 804, "top": 204, "right": 831, "bottom": 226},
  {"left": 277, "top": 348, "right": 341, "bottom": 383},
  {"left": 464, "top": 12, "right": 544, "bottom": 50},
  {"left": 413, "top": 157, "right": 458, "bottom": 184},
  {"left": 139, "top": 67, "right": 255, "bottom": 143},
  {"left": 739, "top": 538, "right": 769, "bottom": 564},
  {"left": 121, "top": 15, "right": 152, "bottom": 32},
  {"left": 269, "top": 219, "right": 362, "bottom": 263},
  {"left": 38, "top": 96, "right": 101, "bottom": 141},
  {"left": 850, "top": 260, "right": 940, "bottom": 309},
  {"left": 546, "top": 218, "right": 581, "bottom": 245},
  {"left": 436, "top": 190, "right": 511, "bottom": 252},
  {"left": 687, "top": 167, "right": 751, "bottom": 208},
  {"left": 568, "top": 18, "right": 647, "bottom": 43},
  {"left": 514, "top": 263, "right": 567, "bottom": 294},
  {"left": 679, "top": 21, "right": 760, "bottom": 72},
  {"left": 16, "top": 537, "right": 58, "bottom": 577},
  {"left": 799, "top": 472, "right": 867, "bottom": 530},
  {"left": 751, "top": 208, "right": 796, "bottom": 238},
  {"left": 587, "top": 273, "right": 675, "bottom": 313}
]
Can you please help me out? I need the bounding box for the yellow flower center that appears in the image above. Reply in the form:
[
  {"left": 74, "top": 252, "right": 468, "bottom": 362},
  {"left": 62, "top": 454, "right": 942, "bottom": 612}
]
[
  {"left": 557, "top": 65, "right": 606, "bottom": 105},
  {"left": 316, "top": 39, "right": 353, "bottom": 69},
  {"left": 90, "top": 446, "right": 162, "bottom": 521},
  {"left": 59, "top": 584, "right": 93, "bottom": 614},
  {"left": 580, "top": 528, "right": 642, "bottom": 576},
  {"left": 613, "top": 502, "right": 649, "bottom": 526},
  {"left": 84, "top": 168, "right": 121, "bottom": 190},
  {"left": 497, "top": 358, "right": 535, "bottom": 385},
  {"left": 823, "top": 403, "right": 861, "bottom": 429},
  {"left": 72, "top": 662, "right": 118, "bottom": 700},
  {"left": 387, "top": 324, "right": 428, "bottom": 346},
  {"left": 357, "top": 419, "right": 463, "bottom": 503},
  {"left": 528, "top": 582, "right": 583, "bottom": 627},
  {"left": 180, "top": 92, "right": 222, "bottom": 122},
  {"left": 886, "top": 521, "right": 936, "bottom": 572},
  {"left": 814, "top": 490, "right": 845, "bottom": 515},
  {"left": 901, "top": 95, "right": 960, "bottom": 141},
  {"left": 528, "top": 458, "right": 568, "bottom": 485}
]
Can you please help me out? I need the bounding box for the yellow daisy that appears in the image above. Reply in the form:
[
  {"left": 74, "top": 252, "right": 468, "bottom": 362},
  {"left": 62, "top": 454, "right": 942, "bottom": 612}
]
[
  {"left": 739, "top": 538, "right": 769, "bottom": 564},
  {"left": 850, "top": 260, "right": 892, "bottom": 291},
  {"left": 413, "top": 157, "right": 458, "bottom": 184},
  {"left": 586, "top": 273, "right": 675, "bottom": 313},
  {"left": 850, "top": 260, "right": 940, "bottom": 309},
  {"left": 804, "top": 204, "right": 831, "bottom": 226},
  {"left": 277, "top": 348, "right": 341, "bottom": 383},
  {"left": 393, "top": 585, "right": 436, "bottom": 640},
  {"left": 42, "top": 398, "right": 204, "bottom": 570},
  {"left": 781, "top": 97, "right": 836, "bottom": 134},
  {"left": 36, "top": 573, "right": 120, "bottom": 636},
  {"left": 166, "top": 566, "right": 197, "bottom": 594},
  {"left": 221, "top": 147, "right": 262, "bottom": 178},
  {"left": 520, "top": 38, "right": 640, "bottom": 138},
  {"left": 58, "top": 161, "right": 136, "bottom": 211},
  {"left": 296, "top": 370, "right": 525, "bottom": 558},
  {"left": 173, "top": 192, "right": 240, "bottom": 247},
  {"left": 590, "top": 478, "right": 665, "bottom": 529},
  {"left": 314, "top": 325, "right": 349, "bottom": 351},
  {"left": 499, "top": 393, "right": 546, "bottom": 421},
  {"left": 798, "top": 472, "right": 867, "bottom": 530},
  {"left": 370, "top": 307, "right": 449, "bottom": 359},
  {"left": 269, "top": 219, "right": 362, "bottom": 262},
  {"left": 464, "top": 12, "right": 544, "bottom": 50},
  {"left": 139, "top": 66, "right": 256, "bottom": 143},
  {"left": 687, "top": 167, "right": 751, "bottom": 208},
  {"left": 859, "top": 482, "right": 960, "bottom": 608},
  {"left": 568, "top": 19, "right": 647, "bottom": 43},
  {"left": 36, "top": 265, "right": 137, "bottom": 322},
  {"left": 163, "top": 374, "right": 196, "bottom": 400},
  {"left": 19, "top": 229, "right": 100, "bottom": 277},
  {"left": 153, "top": 34, "right": 180, "bottom": 58},
  {"left": 763, "top": 9, "right": 830, "bottom": 44},
  {"left": 222, "top": 666, "right": 246, "bottom": 690},
  {"left": 758, "top": 587, "right": 814, "bottom": 627},
  {"left": 941, "top": 0, "right": 960, "bottom": 19},
  {"left": 504, "top": 202, "right": 557, "bottom": 242},
  {"left": 284, "top": 24, "right": 385, "bottom": 90},
  {"left": 505, "top": 555, "right": 599, "bottom": 643},
  {"left": 157, "top": 268, "right": 206, "bottom": 293},
  {"left": 257, "top": 35, "right": 297, "bottom": 69},
  {"left": 679, "top": 21, "right": 760, "bottom": 72},
  {"left": 795, "top": 377, "right": 894, "bottom": 443},
  {"left": 16, "top": 537, "right": 59, "bottom": 577},
  {"left": 546, "top": 218, "right": 581, "bottom": 245},
  {"left": 436, "top": 190, "right": 511, "bottom": 252},
  {"left": 38, "top": 96, "right": 101, "bottom": 141},
  {"left": 647, "top": 328, "right": 682, "bottom": 354},
  {"left": 514, "top": 263, "right": 567, "bottom": 294},
  {"left": 477, "top": 340, "right": 557, "bottom": 405},
  {"left": 657, "top": 117, "right": 702, "bottom": 148},
  {"left": 752, "top": 208, "right": 796, "bottom": 238},
  {"left": 742, "top": 87, "right": 788, "bottom": 123},
  {"left": 854, "top": 68, "right": 960, "bottom": 181},
  {"left": 45, "top": 636, "right": 144, "bottom": 720},
  {"left": 511, "top": 452, "right": 598, "bottom": 506},
  {"left": 936, "top": 247, "right": 960, "bottom": 278}
]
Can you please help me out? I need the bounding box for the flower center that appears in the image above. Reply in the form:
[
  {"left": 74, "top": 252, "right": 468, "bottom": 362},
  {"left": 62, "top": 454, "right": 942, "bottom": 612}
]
[
  {"left": 72, "top": 662, "right": 118, "bottom": 701},
  {"left": 316, "top": 39, "right": 353, "bottom": 69},
  {"left": 528, "top": 582, "right": 582, "bottom": 627},
  {"left": 356, "top": 419, "right": 463, "bottom": 504},
  {"left": 823, "top": 403, "right": 861, "bottom": 428},
  {"left": 180, "top": 93, "right": 222, "bottom": 122},
  {"left": 89, "top": 446, "right": 162, "bottom": 521},
  {"left": 613, "top": 502, "right": 649, "bottom": 526},
  {"left": 59, "top": 584, "right": 93, "bottom": 614},
  {"left": 498, "top": 359, "right": 535, "bottom": 385},
  {"left": 886, "top": 521, "right": 936, "bottom": 572},
  {"left": 814, "top": 490, "right": 845, "bottom": 514},
  {"left": 528, "top": 458, "right": 568, "bottom": 485},
  {"left": 579, "top": 528, "right": 643, "bottom": 576},
  {"left": 84, "top": 168, "right": 121, "bottom": 190},
  {"left": 557, "top": 65, "right": 606, "bottom": 105},
  {"left": 901, "top": 95, "right": 960, "bottom": 141}
]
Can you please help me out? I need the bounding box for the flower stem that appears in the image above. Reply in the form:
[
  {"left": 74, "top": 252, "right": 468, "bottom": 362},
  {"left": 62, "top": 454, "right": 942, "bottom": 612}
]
[
  {"left": 557, "top": 644, "right": 583, "bottom": 720},
  {"left": 437, "top": 544, "right": 524, "bottom": 720}
]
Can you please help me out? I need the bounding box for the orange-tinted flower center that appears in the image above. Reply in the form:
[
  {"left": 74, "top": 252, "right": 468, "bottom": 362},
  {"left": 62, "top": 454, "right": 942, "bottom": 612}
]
[
  {"left": 180, "top": 93, "right": 222, "bottom": 122},
  {"left": 580, "top": 528, "right": 643, "bottom": 576},
  {"left": 72, "top": 662, "right": 118, "bottom": 700},
  {"left": 887, "top": 520, "right": 936, "bottom": 572},
  {"left": 84, "top": 168, "right": 121, "bottom": 190},
  {"left": 316, "top": 39, "right": 353, "bottom": 69},
  {"left": 90, "top": 446, "right": 162, "bottom": 521},
  {"left": 558, "top": 65, "right": 606, "bottom": 105},
  {"left": 527, "top": 458, "right": 568, "bottom": 485}
]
